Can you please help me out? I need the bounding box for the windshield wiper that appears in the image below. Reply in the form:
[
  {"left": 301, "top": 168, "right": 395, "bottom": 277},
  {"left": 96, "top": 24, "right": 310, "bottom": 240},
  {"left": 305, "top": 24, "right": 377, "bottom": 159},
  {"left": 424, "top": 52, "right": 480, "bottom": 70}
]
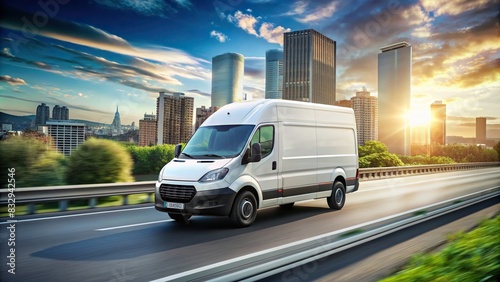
[
  {"left": 181, "top": 152, "right": 195, "bottom": 159},
  {"left": 202, "top": 154, "right": 226, "bottom": 159}
]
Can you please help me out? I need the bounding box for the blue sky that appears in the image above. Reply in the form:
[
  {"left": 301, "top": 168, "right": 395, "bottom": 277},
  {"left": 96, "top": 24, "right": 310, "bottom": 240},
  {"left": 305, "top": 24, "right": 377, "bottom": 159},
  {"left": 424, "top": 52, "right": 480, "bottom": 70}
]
[{"left": 0, "top": 0, "right": 499, "bottom": 137}]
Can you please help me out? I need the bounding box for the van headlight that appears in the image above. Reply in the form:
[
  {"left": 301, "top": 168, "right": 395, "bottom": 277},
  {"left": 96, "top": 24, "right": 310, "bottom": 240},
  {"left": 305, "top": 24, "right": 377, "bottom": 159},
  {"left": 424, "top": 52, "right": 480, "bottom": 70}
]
[
  {"left": 158, "top": 167, "right": 165, "bottom": 182},
  {"left": 199, "top": 167, "right": 229, "bottom": 182}
]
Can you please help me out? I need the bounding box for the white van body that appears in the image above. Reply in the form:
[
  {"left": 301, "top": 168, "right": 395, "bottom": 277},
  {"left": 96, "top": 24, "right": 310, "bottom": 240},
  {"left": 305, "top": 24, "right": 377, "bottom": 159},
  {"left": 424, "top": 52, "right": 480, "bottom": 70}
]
[{"left": 155, "top": 99, "right": 359, "bottom": 227}]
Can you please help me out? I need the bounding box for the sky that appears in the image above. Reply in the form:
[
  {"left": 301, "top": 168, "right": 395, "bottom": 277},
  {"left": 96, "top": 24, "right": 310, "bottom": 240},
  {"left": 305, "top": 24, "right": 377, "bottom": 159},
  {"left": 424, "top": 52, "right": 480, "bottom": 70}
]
[{"left": 0, "top": 0, "right": 499, "bottom": 138}]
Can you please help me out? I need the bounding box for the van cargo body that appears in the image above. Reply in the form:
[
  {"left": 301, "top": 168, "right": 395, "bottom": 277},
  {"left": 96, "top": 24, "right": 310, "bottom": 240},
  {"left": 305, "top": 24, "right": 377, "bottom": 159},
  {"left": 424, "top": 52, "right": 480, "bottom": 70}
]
[{"left": 155, "top": 99, "right": 359, "bottom": 227}]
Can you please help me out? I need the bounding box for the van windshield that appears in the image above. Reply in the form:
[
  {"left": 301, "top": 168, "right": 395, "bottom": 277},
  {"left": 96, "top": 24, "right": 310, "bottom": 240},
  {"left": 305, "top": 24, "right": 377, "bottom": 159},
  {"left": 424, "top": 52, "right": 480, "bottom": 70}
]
[{"left": 181, "top": 125, "right": 255, "bottom": 159}]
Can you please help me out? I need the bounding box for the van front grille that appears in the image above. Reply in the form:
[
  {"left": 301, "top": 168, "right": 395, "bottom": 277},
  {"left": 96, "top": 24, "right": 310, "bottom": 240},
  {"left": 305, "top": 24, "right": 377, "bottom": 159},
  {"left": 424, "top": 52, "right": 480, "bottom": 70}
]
[{"left": 159, "top": 184, "right": 196, "bottom": 203}]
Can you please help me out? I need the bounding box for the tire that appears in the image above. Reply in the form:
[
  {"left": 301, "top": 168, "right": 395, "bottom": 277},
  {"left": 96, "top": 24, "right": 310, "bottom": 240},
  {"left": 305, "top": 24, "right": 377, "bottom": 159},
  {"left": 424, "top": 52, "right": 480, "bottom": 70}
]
[
  {"left": 229, "top": 190, "right": 257, "bottom": 227},
  {"left": 168, "top": 213, "right": 192, "bottom": 224},
  {"left": 279, "top": 202, "right": 294, "bottom": 209},
  {"left": 327, "top": 181, "right": 346, "bottom": 210}
]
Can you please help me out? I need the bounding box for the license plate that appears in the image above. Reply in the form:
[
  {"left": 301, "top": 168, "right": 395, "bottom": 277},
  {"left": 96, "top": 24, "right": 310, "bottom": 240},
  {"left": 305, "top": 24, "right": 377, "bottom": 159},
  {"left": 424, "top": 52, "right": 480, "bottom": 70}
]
[{"left": 165, "top": 202, "right": 184, "bottom": 209}]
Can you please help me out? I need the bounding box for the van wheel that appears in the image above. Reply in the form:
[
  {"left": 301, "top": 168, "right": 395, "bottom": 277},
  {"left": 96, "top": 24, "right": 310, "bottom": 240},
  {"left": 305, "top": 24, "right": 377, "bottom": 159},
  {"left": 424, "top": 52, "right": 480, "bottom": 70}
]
[
  {"left": 168, "top": 213, "right": 191, "bottom": 224},
  {"left": 279, "top": 202, "right": 294, "bottom": 209},
  {"left": 327, "top": 181, "right": 345, "bottom": 210},
  {"left": 229, "top": 191, "right": 257, "bottom": 227}
]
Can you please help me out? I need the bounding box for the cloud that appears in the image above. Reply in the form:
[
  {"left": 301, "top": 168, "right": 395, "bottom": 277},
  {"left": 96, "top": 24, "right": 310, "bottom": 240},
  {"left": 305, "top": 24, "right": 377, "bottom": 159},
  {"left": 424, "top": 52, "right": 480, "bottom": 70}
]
[
  {"left": 0, "top": 75, "right": 27, "bottom": 85},
  {"left": 448, "top": 59, "right": 500, "bottom": 88},
  {"left": 228, "top": 11, "right": 291, "bottom": 45},
  {"left": 184, "top": 89, "right": 211, "bottom": 97},
  {"left": 1, "top": 47, "right": 53, "bottom": 71},
  {"left": 0, "top": 6, "right": 205, "bottom": 65},
  {"left": 296, "top": 1, "right": 337, "bottom": 23},
  {"left": 421, "top": 0, "right": 496, "bottom": 16},
  {"left": 210, "top": 30, "right": 229, "bottom": 43},
  {"left": 228, "top": 11, "right": 260, "bottom": 36},
  {"left": 94, "top": 0, "right": 191, "bottom": 17}
]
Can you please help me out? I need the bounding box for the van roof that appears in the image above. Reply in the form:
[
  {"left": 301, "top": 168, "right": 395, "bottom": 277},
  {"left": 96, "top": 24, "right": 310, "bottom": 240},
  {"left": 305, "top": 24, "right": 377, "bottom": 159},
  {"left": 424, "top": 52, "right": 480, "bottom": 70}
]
[{"left": 202, "top": 99, "right": 354, "bottom": 126}]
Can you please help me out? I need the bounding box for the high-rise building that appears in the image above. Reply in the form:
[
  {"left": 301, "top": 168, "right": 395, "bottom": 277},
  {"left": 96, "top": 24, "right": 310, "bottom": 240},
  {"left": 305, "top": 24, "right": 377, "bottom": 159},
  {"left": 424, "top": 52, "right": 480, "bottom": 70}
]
[
  {"left": 138, "top": 113, "right": 157, "bottom": 146},
  {"left": 430, "top": 101, "right": 446, "bottom": 145},
  {"left": 283, "top": 29, "right": 336, "bottom": 105},
  {"left": 351, "top": 88, "right": 378, "bottom": 146},
  {"left": 35, "top": 103, "right": 50, "bottom": 127},
  {"left": 157, "top": 92, "right": 194, "bottom": 145},
  {"left": 334, "top": 99, "right": 352, "bottom": 108},
  {"left": 211, "top": 53, "right": 244, "bottom": 108},
  {"left": 265, "top": 49, "right": 283, "bottom": 99},
  {"left": 111, "top": 106, "right": 122, "bottom": 135},
  {"left": 52, "top": 105, "right": 69, "bottom": 120},
  {"left": 378, "top": 41, "right": 412, "bottom": 156},
  {"left": 195, "top": 106, "right": 219, "bottom": 131},
  {"left": 46, "top": 121, "right": 85, "bottom": 156},
  {"left": 476, "top": 117, "right": 487, "bottom": 144}
]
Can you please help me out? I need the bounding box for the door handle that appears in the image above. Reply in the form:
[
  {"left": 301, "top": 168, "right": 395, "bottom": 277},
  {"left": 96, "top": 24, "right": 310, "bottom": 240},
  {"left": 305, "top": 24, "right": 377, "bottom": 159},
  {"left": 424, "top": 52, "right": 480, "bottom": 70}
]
[{"left": 272, "top": 161, "right": 276, "bottom": 170}]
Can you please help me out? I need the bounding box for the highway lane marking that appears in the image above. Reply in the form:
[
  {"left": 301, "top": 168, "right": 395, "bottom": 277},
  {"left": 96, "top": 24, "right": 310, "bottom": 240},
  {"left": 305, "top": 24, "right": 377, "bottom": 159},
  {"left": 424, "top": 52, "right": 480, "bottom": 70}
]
[
  {"left": 95, "top": 219, "right": 172, "bottom": 231},
  {"left": 0, "top": 206, "right": 154, "bottom": 225}
]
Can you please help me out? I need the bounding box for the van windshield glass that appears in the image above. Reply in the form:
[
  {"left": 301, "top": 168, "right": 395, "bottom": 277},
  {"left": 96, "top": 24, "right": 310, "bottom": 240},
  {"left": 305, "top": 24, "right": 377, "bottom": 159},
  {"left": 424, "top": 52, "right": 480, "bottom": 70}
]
[{"left": 181, "top": 125, "right": 254, "bottom": 159}]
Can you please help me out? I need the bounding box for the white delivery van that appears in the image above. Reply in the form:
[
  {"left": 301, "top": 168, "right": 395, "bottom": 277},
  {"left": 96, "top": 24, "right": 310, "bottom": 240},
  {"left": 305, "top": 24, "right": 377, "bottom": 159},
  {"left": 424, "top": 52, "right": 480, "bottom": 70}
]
[{"left": 155, "top": 99, "right": 359, "bottom": 227}]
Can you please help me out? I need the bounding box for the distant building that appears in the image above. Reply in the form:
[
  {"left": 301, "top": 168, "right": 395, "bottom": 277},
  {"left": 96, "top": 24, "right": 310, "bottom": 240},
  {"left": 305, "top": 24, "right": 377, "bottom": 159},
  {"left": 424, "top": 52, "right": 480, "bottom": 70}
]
[
  {"left": 476, "top": 117, "right": 487, "bottom": 144},
  {"left": 157, "top": 92, "right": 194, "bottom": 145},
  {"left": 351, "top": 88, "right": 378, "bottom": 146},
  {"left": 265, "top": 49, "right": 284, "bottom": 99},
  {"left": 378, "top": 41, "right": 412, "bottom": 155},
  {"left": 52, "top": 105, "right": 69, "bottom": 120},
  {"left": 35, "top": 103, "right": 50, "bottom": 127},
  {"left": 195, "top": 106, "right": 219, "bottom": 131},
  {"left": 283, "top": 29, "right": 336, "bottom": 105},
  {"left": 430, "top": 101, "right": 446, "bottom": 145},
  {"left": 46, "top": 121, "right": 85, "bottom": 156},
  {"left": 111, "top": 106, "right": 122, "bottom": 135},
  {"left": 138, "top": 113, "right": 157, "bottom": 146},
  {"left": 334, "top": 99, "right": 352, "bottom": 108},
  {"left": 211, "top": 53, "right": 244, "bottom": 108}
]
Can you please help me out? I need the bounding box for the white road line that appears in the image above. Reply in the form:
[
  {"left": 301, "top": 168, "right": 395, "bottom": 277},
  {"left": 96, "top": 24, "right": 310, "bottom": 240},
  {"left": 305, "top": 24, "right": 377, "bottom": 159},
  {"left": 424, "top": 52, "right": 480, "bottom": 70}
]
[
  {"left": 95, "top": 219, "right": 172, "bottom": 231},
  {"left": 0, "top": 206, "right": 154, "bottom": 225}
]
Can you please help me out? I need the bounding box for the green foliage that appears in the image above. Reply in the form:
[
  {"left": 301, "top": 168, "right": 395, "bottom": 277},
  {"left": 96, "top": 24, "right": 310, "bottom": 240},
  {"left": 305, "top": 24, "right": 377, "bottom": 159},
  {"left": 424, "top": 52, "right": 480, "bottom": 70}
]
[
  {"left": 67, "top": 138, "right": 133, "bottom": 184},
  {"left": 431, "top": 144, "right": 498, "bottom": 163},
  {"left": 124, "top": 143, "right": 176, "bottom": 175},
  {"left": 399, "top": 155, "right": 455, "bottom": 166},
  {"left": 494, "top": 141, "right": 500, "bottom": 161},
  {"left": 359, "top": 141, "right": 389, "bottom": 158},
  {"left": 0, "top": 136, "right": 66, "bottom": 187},
  {"left": 359, "top": 152, "right": 404, "bottom": 168},
  {"left": 380, "top": 215, "right": 500, "bottom": 282}
]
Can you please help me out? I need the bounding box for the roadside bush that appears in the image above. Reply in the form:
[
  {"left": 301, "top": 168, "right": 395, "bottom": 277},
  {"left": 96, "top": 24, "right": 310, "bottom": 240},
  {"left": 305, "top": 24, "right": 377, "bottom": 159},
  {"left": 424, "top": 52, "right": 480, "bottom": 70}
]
[
  {"left": 66, "top": 138, "right": 133, "bottom": 184},
  {"left": 358, "top": 141, "right": 403, "bottom": 168},
  {"left": 0, "top": 136, "right": 66, "bottom": 187},
  {"left": 431, "top": 144, "right": 498, "bottom": 163},
  {"left": 125, "top": 144, "right": 176, "bottom": 175},
  {"left": 399, "top": 155, "right": 455, "bottom": 165}
]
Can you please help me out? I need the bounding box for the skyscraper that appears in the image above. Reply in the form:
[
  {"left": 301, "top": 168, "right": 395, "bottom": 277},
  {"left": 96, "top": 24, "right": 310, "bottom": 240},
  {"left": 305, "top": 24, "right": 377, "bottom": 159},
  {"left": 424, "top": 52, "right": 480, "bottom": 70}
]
[
  {"left": 351, "top": 88, "right": 378, "bottom": 146},
  {"left": 111, "top": 106, "right": 122, "bottom": 135},
  {"left": 35, "top": 103, "right": 50, "bottom": 127},
  {"left": 157, "top": 92, "right": 194, "bottom": 145},
  {"left": 46, "top": 121, "right": 85, "bottom": 156},
  {"left": 138, "top": 113, "right": 157, "bottom": 146},
  {"left": 476, "top": 117, "right": 487, "bottom": 144},
  {"left": 211, "top": 53, "right": 244, "bottom": 108},
  {"left": 283, "top": 29, "right": 336, "bottom": 105},
  {"left": 52, "top": 105, "right": 69, "bottom": 120},
  {"left": 378, "top": 42, "right": 412, "bottom": 156},
  {"left": 430, "top": 101, "right": 446, "bottom": 145},
  {"left": 265, "top": 49, "right": 283, "bottom": 99}
]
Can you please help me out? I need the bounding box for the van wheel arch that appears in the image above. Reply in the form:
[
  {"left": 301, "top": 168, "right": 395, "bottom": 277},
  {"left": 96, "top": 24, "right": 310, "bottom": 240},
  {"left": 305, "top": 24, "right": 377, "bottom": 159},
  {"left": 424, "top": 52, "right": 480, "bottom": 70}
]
[
  {"left": 229, "top": 186, "right": 259, "bottom": 227},
  {"left": 327, "top": 179, "right": 346, "bottom": 210}
]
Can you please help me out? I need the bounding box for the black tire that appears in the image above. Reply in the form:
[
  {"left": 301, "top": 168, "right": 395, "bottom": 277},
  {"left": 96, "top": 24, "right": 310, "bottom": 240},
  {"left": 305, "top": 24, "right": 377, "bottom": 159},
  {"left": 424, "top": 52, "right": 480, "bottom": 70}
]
[
  {"left": 168, "top": 213, "right": 192, "bottom": 224},
  {"left": 229, "top": 190, "right": 257, "bottom": 227},
  {"left": 279, "top": 202, "right": 294, "bottom": 209},
  {"left": 327, "top": 181, "right": 346, "bottom": 210}
]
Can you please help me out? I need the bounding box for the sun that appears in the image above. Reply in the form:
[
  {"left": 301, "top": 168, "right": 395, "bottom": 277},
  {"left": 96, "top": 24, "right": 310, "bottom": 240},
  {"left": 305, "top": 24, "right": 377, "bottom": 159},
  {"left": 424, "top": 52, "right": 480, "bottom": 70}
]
[{"left": 409, "top": 108, "right": 431, "bottom": 128}]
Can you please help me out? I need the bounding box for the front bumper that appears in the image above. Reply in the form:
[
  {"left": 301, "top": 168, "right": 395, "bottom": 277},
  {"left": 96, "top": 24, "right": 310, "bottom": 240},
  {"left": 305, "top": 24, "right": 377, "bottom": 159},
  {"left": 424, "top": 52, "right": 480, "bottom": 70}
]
[{"left": 155, "top": 187, "right": 237, "bottom": 216}]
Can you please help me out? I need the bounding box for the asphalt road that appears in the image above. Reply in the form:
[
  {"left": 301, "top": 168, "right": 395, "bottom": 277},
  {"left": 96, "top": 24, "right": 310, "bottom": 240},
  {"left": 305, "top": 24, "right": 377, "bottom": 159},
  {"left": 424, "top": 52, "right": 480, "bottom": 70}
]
[{"left": 1, "top": 168, "right": 499, "bottom": 282}]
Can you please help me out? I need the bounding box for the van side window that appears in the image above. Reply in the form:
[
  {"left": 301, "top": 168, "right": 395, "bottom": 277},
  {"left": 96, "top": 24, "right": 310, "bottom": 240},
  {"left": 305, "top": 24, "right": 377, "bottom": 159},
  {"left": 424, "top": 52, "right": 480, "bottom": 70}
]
[{"left": 250, "top": 125, "right": 274, "bottom": 158}]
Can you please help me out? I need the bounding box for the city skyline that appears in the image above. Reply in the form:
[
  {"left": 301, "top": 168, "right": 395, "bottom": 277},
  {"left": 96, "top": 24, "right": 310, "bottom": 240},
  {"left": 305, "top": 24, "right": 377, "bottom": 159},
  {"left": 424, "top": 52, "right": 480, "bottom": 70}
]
[{"left": 0, "top": 0, "right": 499, "bottom": 138}]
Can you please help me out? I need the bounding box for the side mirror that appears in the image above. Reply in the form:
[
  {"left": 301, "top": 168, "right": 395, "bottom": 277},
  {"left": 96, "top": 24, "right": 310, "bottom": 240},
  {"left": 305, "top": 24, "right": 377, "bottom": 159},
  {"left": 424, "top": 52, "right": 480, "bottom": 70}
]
[
  {"left": 249, "top": 143, "right": 262, "bottom": 163},
  {"left": 174, "top": 144, "right": 182, "bottom": 158}
]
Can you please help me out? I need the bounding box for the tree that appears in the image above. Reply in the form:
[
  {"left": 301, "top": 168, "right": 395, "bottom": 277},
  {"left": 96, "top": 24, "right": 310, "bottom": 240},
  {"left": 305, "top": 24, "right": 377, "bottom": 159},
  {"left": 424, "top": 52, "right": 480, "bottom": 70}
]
[
  {"left": 66, "top": 138, "right": 133, "bottom": 184},
  {"left": 359, "top": 141, "right": 389, "bottom": 158},
  {"left": 0, "top": 136, "right": 66, "bottom": 187},
  {"left": 493, "top": 141, "right": 500, "bottom": 162},
  {"left": 359, "top": 152, "right": 404, "bottom": 168}
]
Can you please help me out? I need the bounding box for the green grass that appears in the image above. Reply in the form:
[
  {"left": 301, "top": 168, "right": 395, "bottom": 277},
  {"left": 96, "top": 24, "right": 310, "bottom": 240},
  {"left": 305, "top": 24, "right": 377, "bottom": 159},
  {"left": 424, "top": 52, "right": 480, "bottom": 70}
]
[
  {"left": 0, "top": 193, "right": 154, "bottom": 218},
  {"left": 379, "top": 215, "right": 500, "bottom": 282}
]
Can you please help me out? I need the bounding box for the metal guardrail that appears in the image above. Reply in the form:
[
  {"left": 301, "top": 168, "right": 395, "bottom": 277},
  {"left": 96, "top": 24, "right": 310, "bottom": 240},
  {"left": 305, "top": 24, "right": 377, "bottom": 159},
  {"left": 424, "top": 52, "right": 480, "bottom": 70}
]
[{"left": 1, "top": 162, "right": 498, "bottom": 214}]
